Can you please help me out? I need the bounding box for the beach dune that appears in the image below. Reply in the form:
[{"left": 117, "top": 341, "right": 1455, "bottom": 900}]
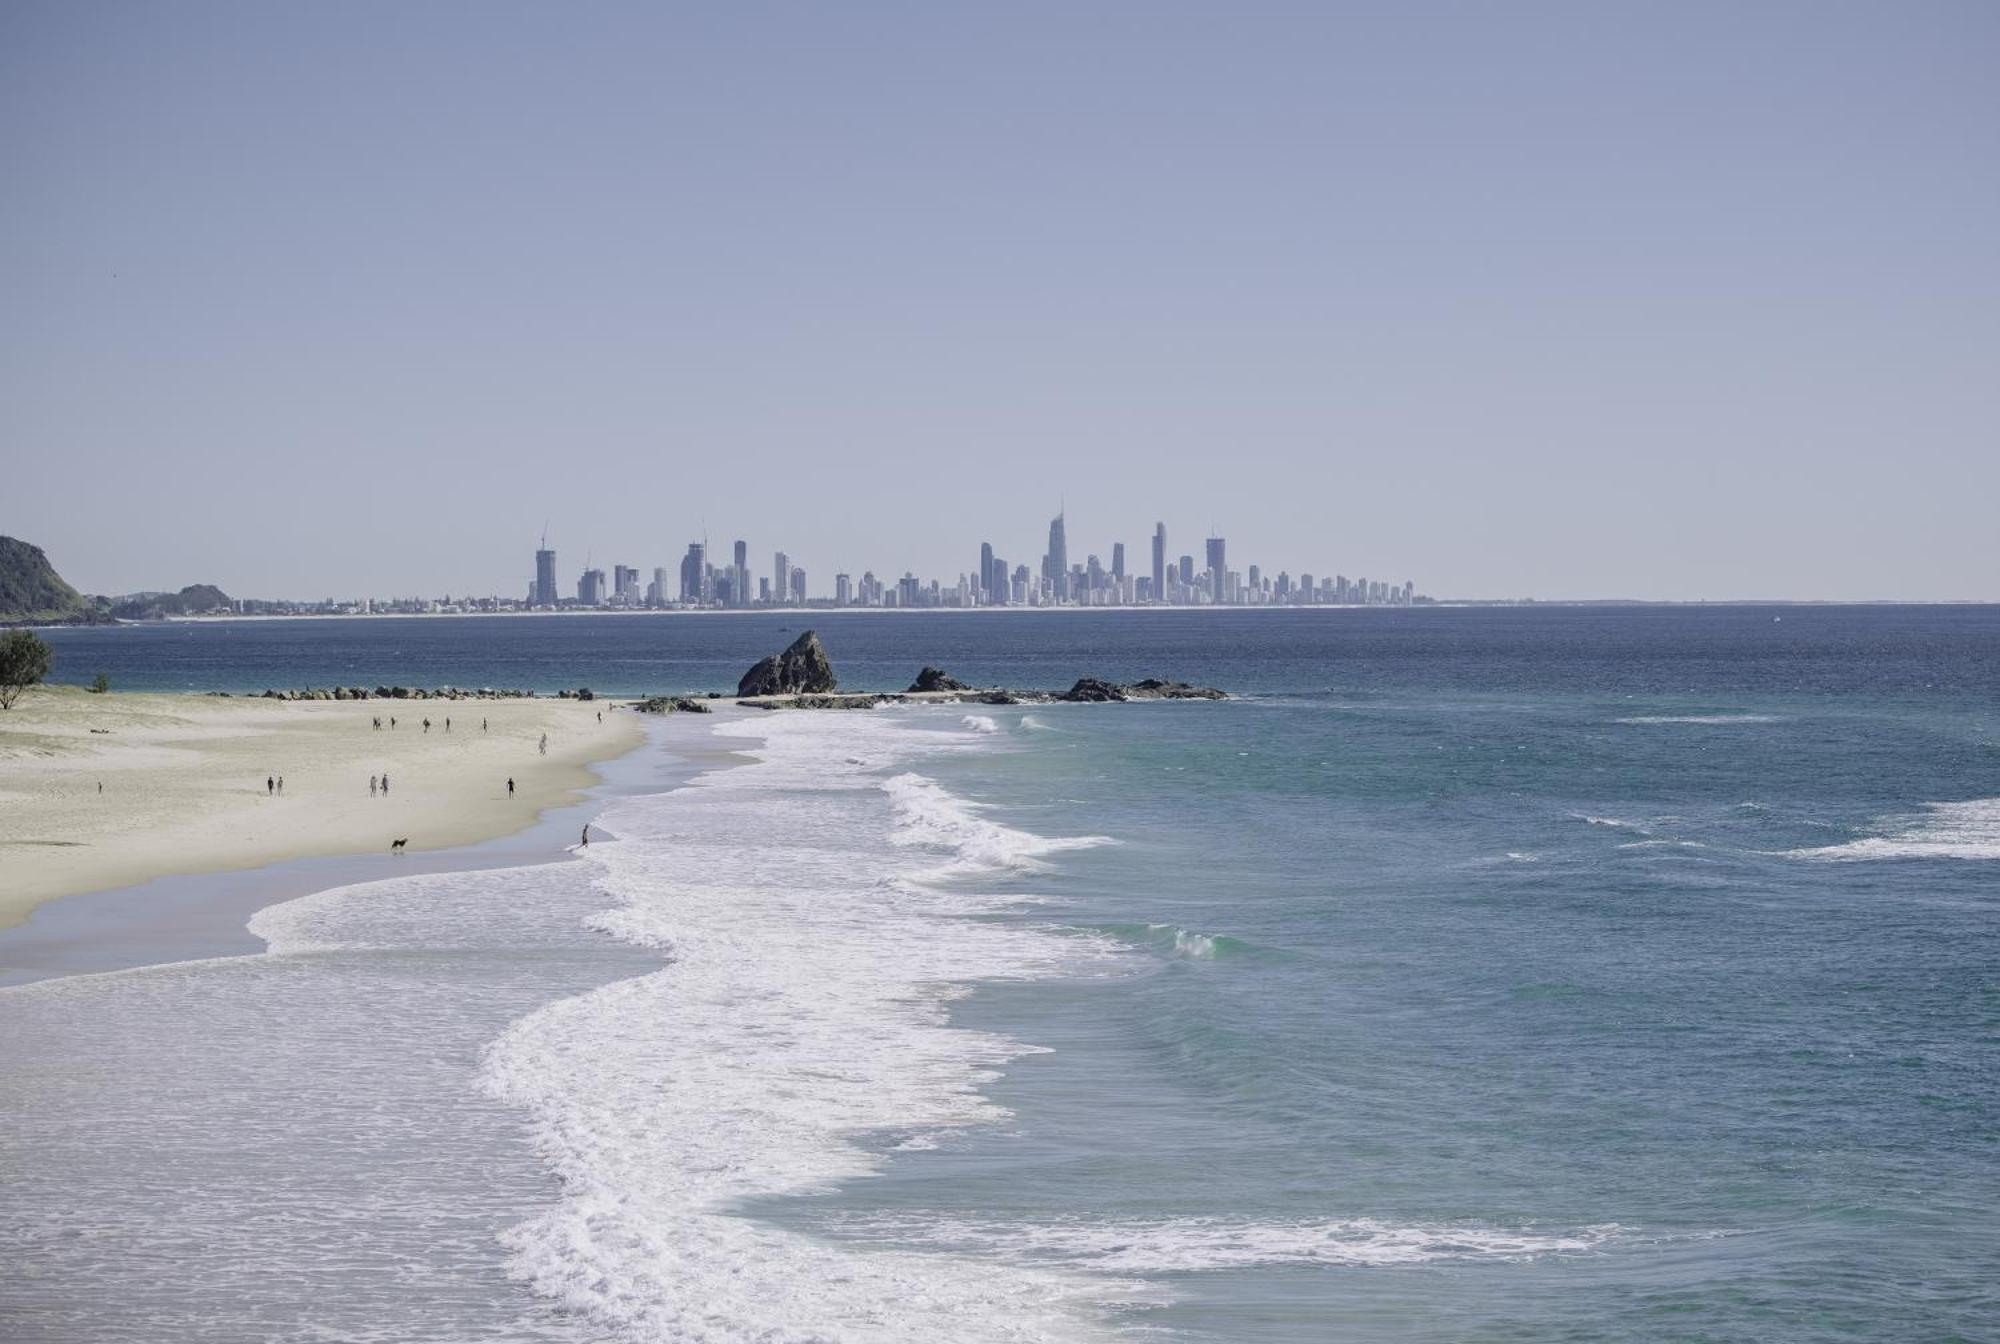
[{"left": 0, "top": 686, "right": 642, "bottom": 930}]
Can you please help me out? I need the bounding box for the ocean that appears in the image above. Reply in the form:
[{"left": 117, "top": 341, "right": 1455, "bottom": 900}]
[{"left": 4, "top": 606, "right": 1997, "bottom": 1341}]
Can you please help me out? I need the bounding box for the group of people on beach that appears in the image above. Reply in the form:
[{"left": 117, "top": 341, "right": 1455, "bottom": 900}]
[{"left": 257, "top": 715, "right": 568, "bottom": 850}]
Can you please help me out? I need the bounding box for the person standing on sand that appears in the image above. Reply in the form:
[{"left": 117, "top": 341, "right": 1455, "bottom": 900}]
[
  {"left": 381, "top": 773, "right": 390, "bottom": 795},
  {"left": 482, "top": 717, "right": 488, "bottom": 731},
  {"left": 446, "top": 717, "right": 451, "bottom": 732},
  {"left": 267, "top": 775, "right": 274, "bottom": 795},
  {"left": 390, "top": 716, "right": 396, "bottom": 728},
  {"left": 423, "top": 718, "right": 431, "bottom": 733},
  {"left": 370, "top": 775, "right": 378, "bottom": 796},
  {"left": 507, "top": 777, "right": 514, "bottom": 795},
  {"left": 539, "top": 733, "right": 547, "bottom": 755}
]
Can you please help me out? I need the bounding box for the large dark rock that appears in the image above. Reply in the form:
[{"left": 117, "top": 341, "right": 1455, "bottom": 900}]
[
  {"left": 737, "top": 629, "right": 838, "bottom": 698},
  {"left": 1127, "top": 678, "right": 1227, "bottom": 700},
  {"left": 1056, "top": 677, "right": 1227, "bottom": 703},
  {"left": 1057, "top": 677, "right": 1128, "bottom": 702},
  {"left": 908, "top": 666, "right": 971, "bottom": 693}
]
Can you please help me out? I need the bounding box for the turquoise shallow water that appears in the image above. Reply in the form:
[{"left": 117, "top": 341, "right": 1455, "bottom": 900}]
[
  {"left": 828, "top": 682, "right": 1997, "bottom": 1340},
  {"left": 4, "top": 607, "right": 1997, "bottom": 1340}
]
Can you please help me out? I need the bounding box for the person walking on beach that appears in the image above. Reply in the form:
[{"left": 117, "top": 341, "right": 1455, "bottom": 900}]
[
  {"left": 482, "top": 717, "right": 488, "bottom": 731},
  {"left": 277, "top": 775, "right": 284, "bottom": 795},
  {"left": 539, "top": 733, "right": 548, "bottom": 756},
  {"left": 423, "top": 717, "right": 431, "bottom": 733},
  {"left": 445, "top": 717, "right": 451, "bottom": 732},
  {"left": 381, "top": 773, "right": 390, "bottom": 795},
  {"left": 507, "top": 777, "right": 515, "bottom": 796},
  {"left": 370, "top": 775, "right": 378, "bottom": 796},
  {"left": 267, "top": 775, "right": 274, "bottom": 795}
]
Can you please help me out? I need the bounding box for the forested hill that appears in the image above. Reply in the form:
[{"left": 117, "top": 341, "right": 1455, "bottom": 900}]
[{"left": 0, "top": 536, "right": 109, "bottom": 625}]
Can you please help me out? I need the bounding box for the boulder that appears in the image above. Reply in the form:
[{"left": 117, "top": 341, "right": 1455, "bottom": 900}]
[
  {"left": 908, "top": 666, "right": 971, "bottom": 693},
  {"left": 1057, "top": 677, "right": 1128, "bottom": 703},
  {"left": 1127, "top": 678, "right": 1227, "bottom": 700},
  {"left": 737, "top": 629, "right": 838, "bottom": 697}
]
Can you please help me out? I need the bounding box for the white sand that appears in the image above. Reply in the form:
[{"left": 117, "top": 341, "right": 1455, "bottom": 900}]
[{"left": 0, "top": 686, "right": 643, "bottom": 929}]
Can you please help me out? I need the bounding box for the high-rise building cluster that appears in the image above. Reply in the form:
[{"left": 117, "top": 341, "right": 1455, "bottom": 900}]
[{"left": 521, "top": 513, "right": 1426, "bottom": 612}]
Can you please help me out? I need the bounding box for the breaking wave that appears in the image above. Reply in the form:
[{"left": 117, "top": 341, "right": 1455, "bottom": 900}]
[{"left": 1784, "top": 797, "right": 2000, "bottom": 862}]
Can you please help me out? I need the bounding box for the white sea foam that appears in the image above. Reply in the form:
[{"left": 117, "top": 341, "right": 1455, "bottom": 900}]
[
  {"left": 1785, "top": 797, "right": 2000, "bottom": 861},
  {"left": 885, "top": 771, "right": 1113, "bottom": 881},
  {"left": 478, "top": 711, "right": 1134, "bottom": 1341},
  {"left": 962, "top": 713, "right": 1000, "bottom": 734},
  {"left": 1141, "top": 923, "right": 1220, "bottom": 958},
  {"left": 837, "top": 1214, "right": 1620, "bottom": 1272},
  {"left": 1614, "top": 714, "right": 1781, "bottom": 725}
]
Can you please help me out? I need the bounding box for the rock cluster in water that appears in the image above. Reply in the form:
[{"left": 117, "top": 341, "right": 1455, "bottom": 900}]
[
  {"left": 907, "top": 666, "right": 972, "bottom": 693},
  {"left": 259, "top": 686, "right": 536, "bottom": 701},
  {"left": 633, "top": 696, "right": 713, "bottom": 714},
  {"left": 737, "top": 630, "right": 838, "bottom": 697}
]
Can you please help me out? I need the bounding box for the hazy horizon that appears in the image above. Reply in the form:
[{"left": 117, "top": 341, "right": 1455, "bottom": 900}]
[{"left": 5, "top": 3, "right": 1996, "bottom": 602}]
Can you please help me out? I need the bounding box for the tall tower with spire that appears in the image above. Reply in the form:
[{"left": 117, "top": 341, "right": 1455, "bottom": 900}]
[{"left": 1042, "top": 509, "right": 1069, "bottom": 600}]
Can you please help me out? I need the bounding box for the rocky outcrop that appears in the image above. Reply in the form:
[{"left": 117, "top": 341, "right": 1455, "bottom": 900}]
[
  {"left": 1054, "top": 677, "right": 1227, "bottom": 703},
  {"left": 737, "top": 630, "right": 837, "bottom": 697},
  {"left": 1126, "top": 678, "right": 1227, "bottom": 700},
  {"left": 259, "top": 686, "right": 535, "bottom": 701},
  {"left": 742, "top": 693, "right": 908, "bottom": 711},
  {"left": 633, "top": 696, "right": 712, "bottom": 714},
  {"left": 908, "top": 666, "right": 971, "bottom": 693}
]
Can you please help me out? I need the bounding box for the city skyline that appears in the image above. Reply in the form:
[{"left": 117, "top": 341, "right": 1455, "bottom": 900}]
[{"left": 175, "top": 509, "right": 1429, "bottom": 614}]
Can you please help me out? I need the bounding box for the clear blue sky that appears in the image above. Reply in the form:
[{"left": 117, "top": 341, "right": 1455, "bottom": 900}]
[{"left": 4, "top": 2, "right": 1995, "bottom": 600}]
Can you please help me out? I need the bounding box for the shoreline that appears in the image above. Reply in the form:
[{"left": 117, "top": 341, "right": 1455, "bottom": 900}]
[
  {"left": 16, "top": 599, "right": 1995, "bottom": 634},
  {"left": 0, "top": 709, "right": 743, "bottom": 988},
  {"left": 0, "top": 685, "right": 646, "bottom": 934}
]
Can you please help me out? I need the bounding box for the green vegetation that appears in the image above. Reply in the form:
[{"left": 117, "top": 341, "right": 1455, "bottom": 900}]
[
  {"left": 0, "top": 629, "right": 53, "bottom": 708},
  {"left": 89, "top": 672, "right": 110, "bottom": 694},
  {"left": 0, "top": 536, "right": 108, "bottom": 625}
]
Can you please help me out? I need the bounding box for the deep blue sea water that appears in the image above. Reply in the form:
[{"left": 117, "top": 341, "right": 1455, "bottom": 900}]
[{"left": 5, "top": 607, "right": 1997, "bottom": 1341}]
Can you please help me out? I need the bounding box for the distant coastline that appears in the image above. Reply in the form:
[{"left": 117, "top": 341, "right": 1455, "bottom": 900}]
[{"left": 21, "top": 596, "right": 1997, "bottom": 631}]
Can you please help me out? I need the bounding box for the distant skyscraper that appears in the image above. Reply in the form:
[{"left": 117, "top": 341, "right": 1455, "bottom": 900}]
[
  {"left": 1111, "top": 542, "right": 1125, "bottom": 580},
  {"left": 578, "top": 568, "right": 606, "bottom": 605},
  {"left": 613, "top": 565, "right": 639, "bottom": 603},
  {"left": 533, "top": 547, "right": 558, "bottom": 607},
  {"left": 1041, "top": 511, "right": 1068, "bottom": 599},
  {"left": 680, "top": 542, "right": 706, "bottom": 602},
  {"left": 774, "top": 551, "right": 790, "bottom": 606},
  {"left": 979, "top": 541, "right": 995, "bottom": 603},
  {"left": 1151, "top": 523, "right": 1166, "bottom": 604},
  {"left": 835, "top": 572, "right": 853, "bottom": 606},
  {"left": 732, "top": 539, "right": 750, "bottom": 608},
  {"left": 790, "top": 567, "right": 807, "bottom": 603},
  {"left": 1205, "top": 537, "right": 1227, "bottom": 603},
  {"left": 1179, "top": 554, "right": 1194, "bottom": 587}
]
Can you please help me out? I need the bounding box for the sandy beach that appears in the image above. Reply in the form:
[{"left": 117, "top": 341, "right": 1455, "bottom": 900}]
[{"left": 0, "top": 685, "right": 643, "bottom": 930}]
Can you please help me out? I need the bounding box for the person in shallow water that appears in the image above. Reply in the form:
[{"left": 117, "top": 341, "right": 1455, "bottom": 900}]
[{"left": 579, "top": 824, "right": 589, "bottom": 848}]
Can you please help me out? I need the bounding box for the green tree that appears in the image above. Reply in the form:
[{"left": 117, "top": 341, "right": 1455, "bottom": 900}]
[
  {"left": 0, "top": 629, "right": 53, "bottom": 708},
  {"left": 89, "top": 672, "right": 110, "bottom": 694}
]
